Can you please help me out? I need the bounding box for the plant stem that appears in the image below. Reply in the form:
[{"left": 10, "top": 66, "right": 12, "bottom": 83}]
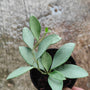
[
  {"left": 48, "top": 69, "right": 52, "bottom": 73},
  {"left": 34, "top": 33, "right": 47, "bottom": 49},
  {"left": 38, "top": 68, "right": 47, "bottom": 75},
  {"left": 32, "top": 49, "right": 37, "bottom": 64},
  {"left": 32, "top": 49, "right": 47, "bottom": 75},
  {"left": 32, "top": 32, "right": 49, "bottom": 75}
]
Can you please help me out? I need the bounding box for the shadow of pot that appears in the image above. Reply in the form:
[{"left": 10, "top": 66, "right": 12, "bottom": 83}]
[{"left": 30, "top": 49, "right": 77, "bottom": 90}]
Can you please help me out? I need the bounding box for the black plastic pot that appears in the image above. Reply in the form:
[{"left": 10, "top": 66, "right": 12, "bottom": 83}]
[{"left": 30, "top": 49, "right": 77, "bottom": 90}]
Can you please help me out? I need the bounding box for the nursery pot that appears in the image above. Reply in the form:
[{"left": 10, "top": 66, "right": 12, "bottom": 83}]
[{"left": 30, "top": 49, "right": 77, "bottom": 90}]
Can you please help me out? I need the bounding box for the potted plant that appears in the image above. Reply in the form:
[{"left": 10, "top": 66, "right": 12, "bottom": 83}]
[{"left": 7, "top": 16, "right": 88, "bottom": 90}]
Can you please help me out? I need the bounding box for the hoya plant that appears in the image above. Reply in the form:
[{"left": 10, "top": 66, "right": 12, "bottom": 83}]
[{"left": 7, "top": 16, "right": 88, "bottom": 90}]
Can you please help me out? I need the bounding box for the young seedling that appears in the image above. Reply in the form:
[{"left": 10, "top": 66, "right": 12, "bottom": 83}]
[{"left": 7, "top": 16, "right": 88, "bottom": 90}]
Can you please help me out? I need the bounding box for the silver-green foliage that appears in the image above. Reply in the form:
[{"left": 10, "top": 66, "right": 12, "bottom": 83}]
[
  {"left": 37, "top": 34, "right": 61, "bottom": 58},
  {"left": 7, "top": 16, "right": 88, "bottom": 90},
  {"left": 51, "top": 43, "right": 75, "bottom": 69},
  {"left": 48, "top": 76, "right": 63, "bottom": 90},
  {"left": 23, "top": 27, "right": 34, "bottom": 49},
  {"left": 7, "top": 67, "right": 33, "bottom": 80},
  {"left": 41, "top": 52, "right": 52, "bottom": 71},
  {"left": 29, "top": 16, "right": 41, "bottom": 41},
  {"left": 56, "top": 64, "right": 88, "bottom": 78}
]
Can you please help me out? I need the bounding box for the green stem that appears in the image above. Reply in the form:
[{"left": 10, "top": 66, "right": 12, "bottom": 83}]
[
  {"left": 38, "top": 68, "right": 47, "bottom": 75},
  {"left": 32, "top": 33, "right": 49, "bottom": 75},
  {"left": 48, "top": 69, "right": 52, "bottom": 73},
  {"left": 32, "top": 49, "right": 47, "bottom": 75},
  {"left": 34, "top": 33, "right": 47, "bottom": 49},
  {"left": 32, "top": 49, "right": 37, "bottom": 64}
]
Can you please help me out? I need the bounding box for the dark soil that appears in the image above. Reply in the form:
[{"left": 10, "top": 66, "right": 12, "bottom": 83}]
[{"left": 30, "top": 49, "right": 77, "bottom": 90}]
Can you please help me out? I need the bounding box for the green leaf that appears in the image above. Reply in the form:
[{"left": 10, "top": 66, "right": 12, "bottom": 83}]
[
  {"left": 56, "top": 64, "right": 88, "bottom": 79},
  {"left": 38, "top": 58, "right": 44, "bottom": 70},
  {"left": 7, "top": 67, "right": 33, "bottom": 80},
  {"left": 48, "top": 70, "right": 66, "bottom": 80},
  {"left": 45, "top": 27, "right": 51, "bottom": 33},
  {"left": 51, "top": 43, "right": 75, "bottom": 69},
  {"left": 41, "top": 52, "right": 52, "bottom": 71},
  {"left": 33, "top": 58, "right": 44, "bottom": 70},
  {"left": 48, "top": 76, "right": 63, "bottom": 90},
  {"left": 23, "top": 27, "right": 34, "bottom": 49},
  {"left": 19, "top": 46, "right": 34, "bottom": 65},
  {"left": 37, "top": 34, "right": 61, "bottom": 58},
  {"left": 30, "top": 16, "right": 41, "bottom": 40},
  {"left": 45, "top": 27, "right": 48, "bottom": 33}
]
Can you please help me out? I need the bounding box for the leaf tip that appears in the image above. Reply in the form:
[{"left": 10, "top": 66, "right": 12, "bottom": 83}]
[
  {"left": 19, "top": 46, "right": 22, "bottom": 50},
  {"left": 85, "top": 71, "right": 89, "bottom": 77},
  {"left": 30, "top": 15, "right": 34, "bottom": 18},
  {"left": 6, "top": 77, "right": 9, "bottom": 80},
  {"left": 70, "top": 43, "right": 76, "bottom": 47},
  {"left": 67, "top": 43, "right": 76, "bottom": 50},
  {"left": 56, "top": 35, "right": 62, "bottom": 41},
  {"left": 6, "top": 75, "right": 11, "bottom": 80},
  {"left": 23, "top": 27, "right": 27, "bottom": 30},
  {"left": 19, "top": 46, "right": 24, "bottom": 53},
  {"left": 59, "top": 37, "right": 62, "bottom": 40}
]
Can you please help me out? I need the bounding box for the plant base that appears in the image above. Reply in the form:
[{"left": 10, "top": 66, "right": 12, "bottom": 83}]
[{"left": 30, "top": 49, "right": 77, "bottom": 90}]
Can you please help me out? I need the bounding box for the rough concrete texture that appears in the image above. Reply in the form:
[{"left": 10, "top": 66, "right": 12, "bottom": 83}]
[{"left": 0, "top": 0, "right": 90, "bottom": 90}]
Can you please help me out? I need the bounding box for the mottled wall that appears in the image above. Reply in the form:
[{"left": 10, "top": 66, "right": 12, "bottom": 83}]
[{"left": 0, "top": 0, "right": 90, "bottom": 90}]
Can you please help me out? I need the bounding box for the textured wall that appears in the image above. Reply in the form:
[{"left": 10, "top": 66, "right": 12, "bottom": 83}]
[{"left": 0, "top": 0, "right": 90, "bottom": 90}]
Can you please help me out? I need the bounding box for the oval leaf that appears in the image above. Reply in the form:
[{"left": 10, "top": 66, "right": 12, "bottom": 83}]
[
  {"left": 7, "top": 67, "right": 33, "bottom": 80},
  {"left": 48, "top": 76, "right": 63, "bottom": 90},
  {"left": 41, "top": 52, "right": 52, "bottom": 71},
  {"left": 19, "top": 46, "right": 34, "bottom": 65},
  {"left": 48, "top": 70, "right": 66, "bottom": 81},
  {"left": 30, "top": 16, "right": 41, "bottom": 40},
  {"left": 56, "top": 64, "right": 88, "bottom": 79},
  {"left": 23, "top": 27, "right": 34, "bottom": 49},
  {"left": 51, "top": 43, "right": 75, "bottom": 69},
  {"left": 37, "top": 34, "right": 61, "bottom": 58}
]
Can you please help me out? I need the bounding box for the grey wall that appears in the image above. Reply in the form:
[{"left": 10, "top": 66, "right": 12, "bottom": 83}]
[{"left": 0, "top": 0, "right": 90, "bottom": 90}]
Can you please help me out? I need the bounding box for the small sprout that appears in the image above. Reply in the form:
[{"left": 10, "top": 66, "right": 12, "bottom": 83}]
[
  {"left": 45, "top": 27, "right": 48, "bottom": 33},
  {"left": 45, "top": 27, "right": 51, "bottom": 33}
]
